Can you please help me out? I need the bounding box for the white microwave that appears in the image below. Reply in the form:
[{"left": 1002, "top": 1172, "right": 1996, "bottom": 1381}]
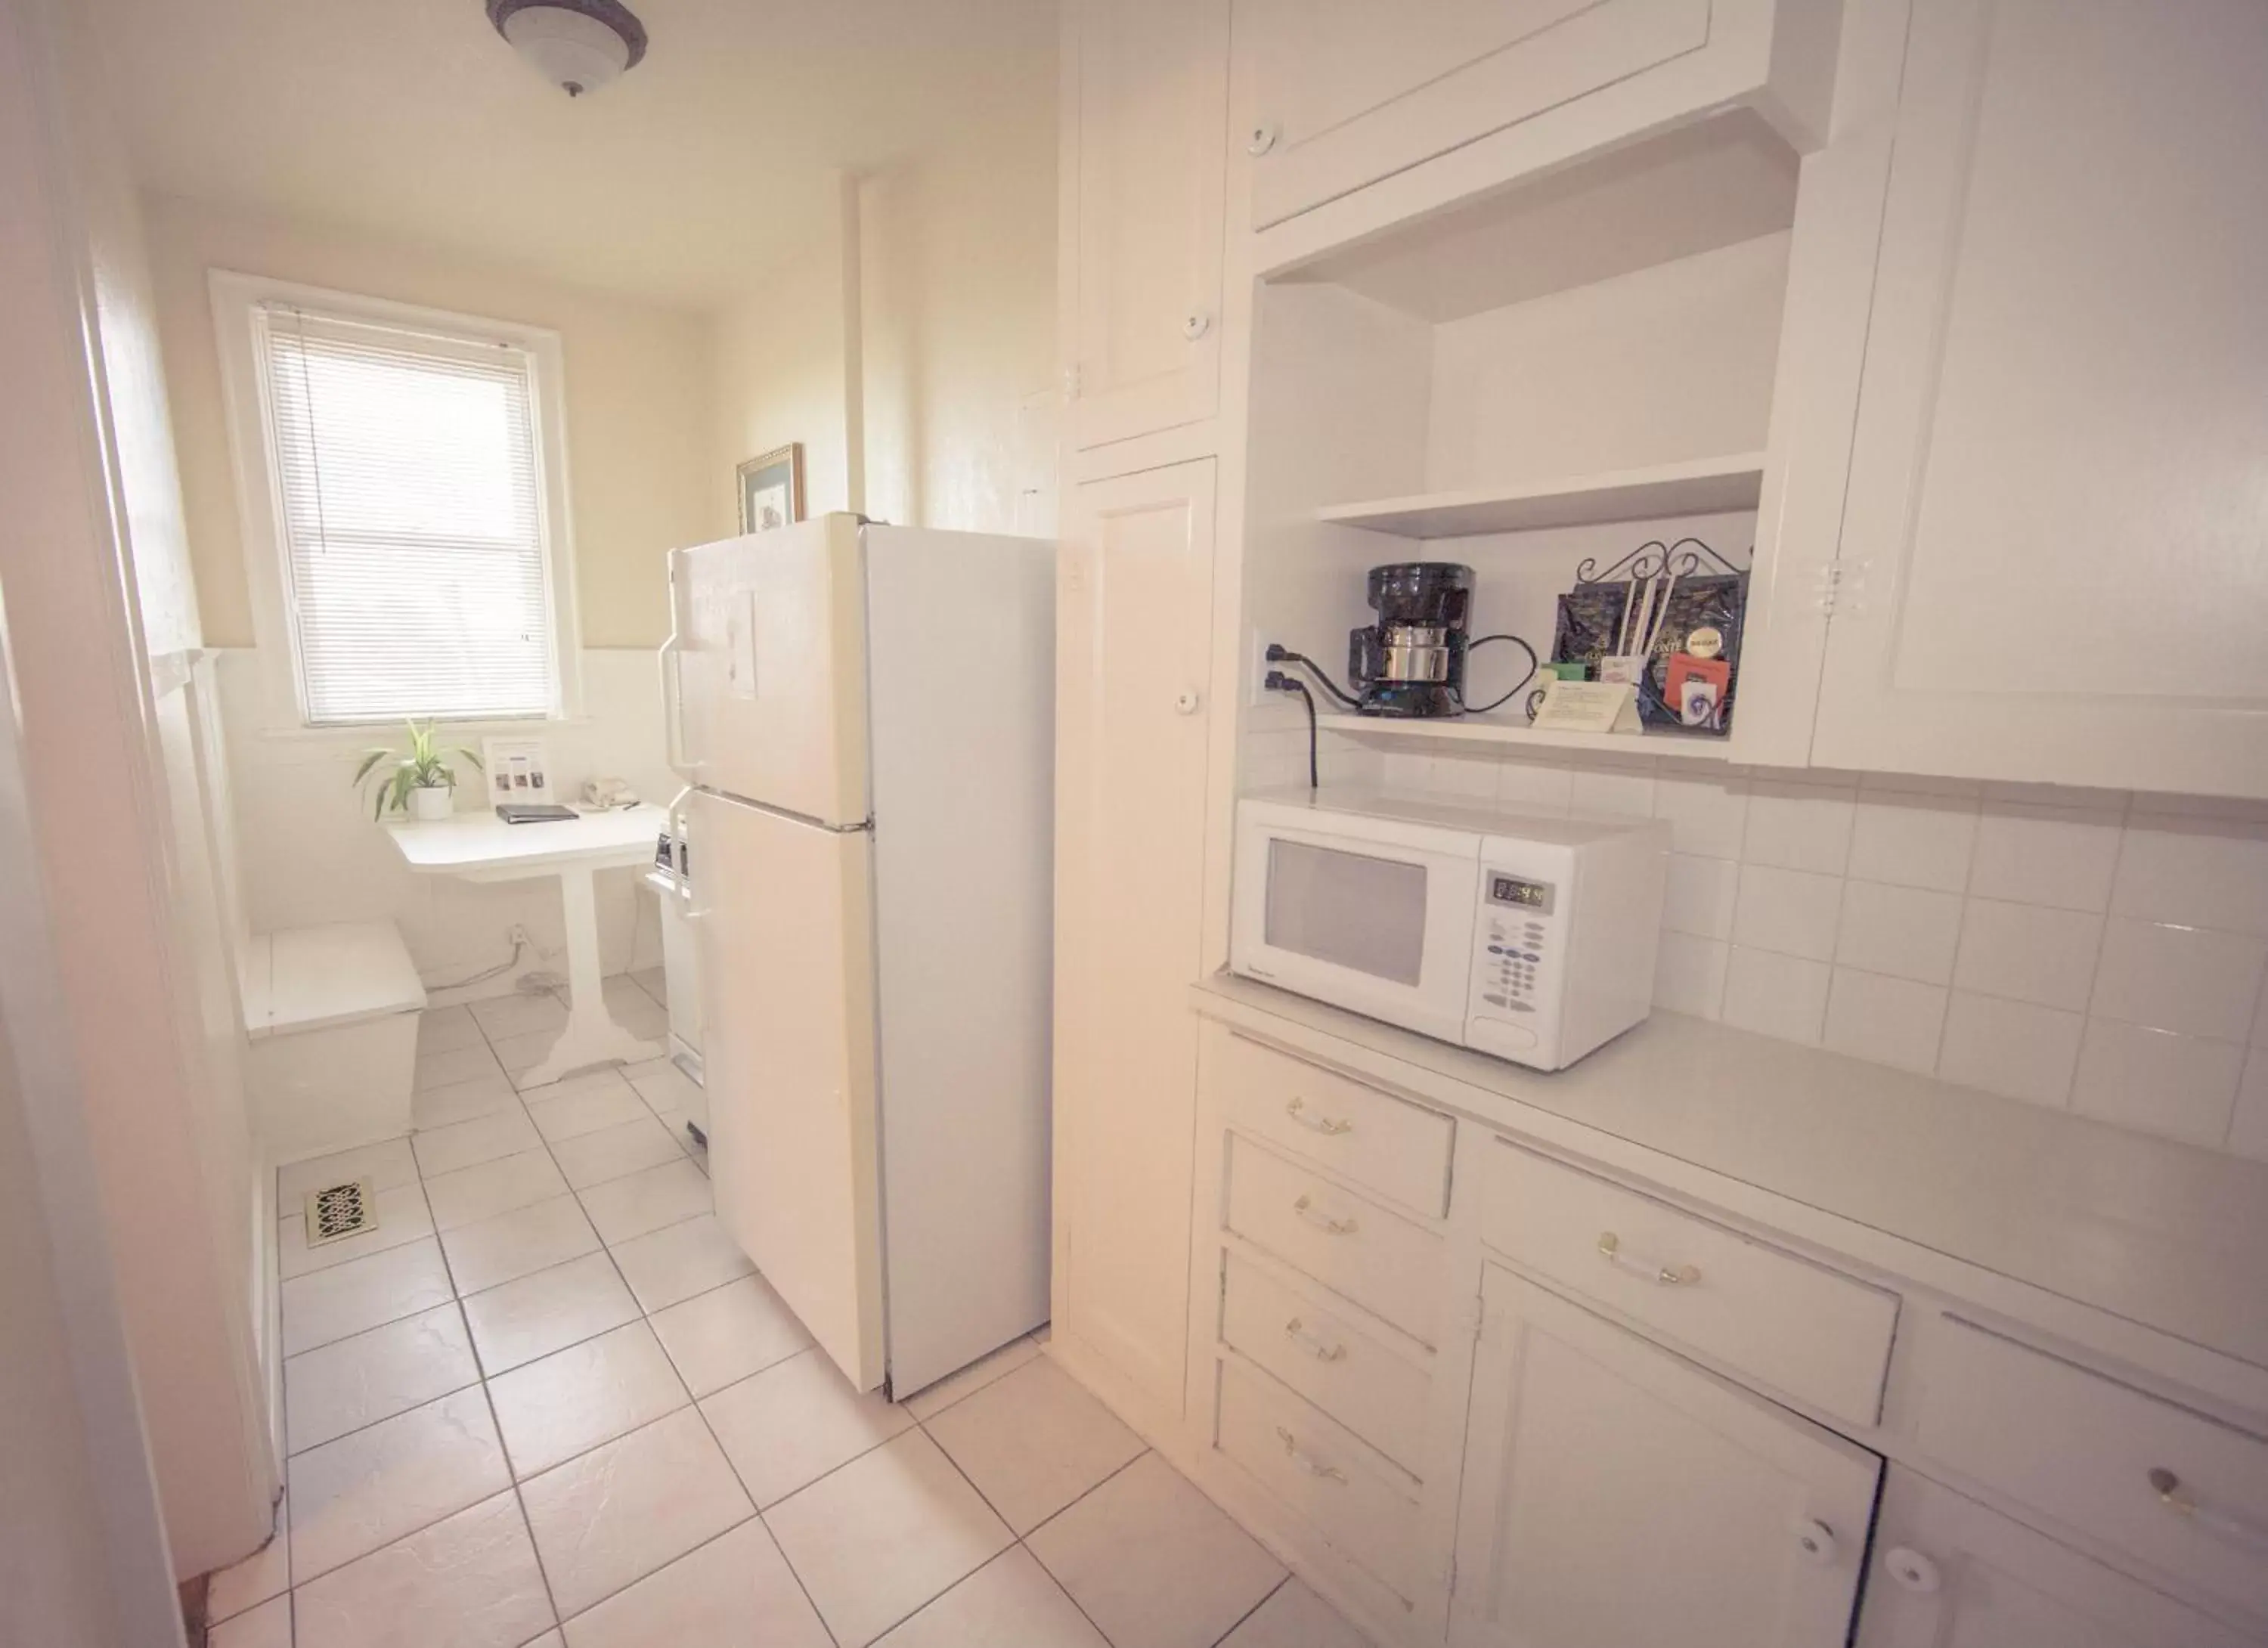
[{"left": 1230, "top": 791, "right": 1671, "bottom": 1071}]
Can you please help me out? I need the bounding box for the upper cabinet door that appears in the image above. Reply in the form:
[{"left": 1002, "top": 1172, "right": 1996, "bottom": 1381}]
[
  {"left": 1240, "top": 0, "right": 1715, "bottom": 229},
  {"left": 1064, "top": 0, "right": 1229, "bottom": 452},
  {"left": 1812, "top": 0, "right": 2268, "bottom": 798}
]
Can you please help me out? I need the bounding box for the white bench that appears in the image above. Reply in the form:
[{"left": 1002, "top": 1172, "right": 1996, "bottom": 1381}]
[{"left": 242, "top": 921, "right": 427, "bottom": 1165}]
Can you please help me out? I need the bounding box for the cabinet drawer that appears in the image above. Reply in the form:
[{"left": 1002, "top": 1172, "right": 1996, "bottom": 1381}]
[
  {"left": 1216, "top": 1358, "right": 1421, "bottom": 1601},
  {"left": 1227, "top": 1135, "right": 1444, "bottom": 1346},
  {"left": 1914, "top": 1319, "right": 2268, "bottom": 1622},
  {"left": 1218, "top": 1033, "right": 1454, "bottom": 1216},
  {"left": 1221, "top": 1250, "right": 1431, "bottom": 1475},
  {"left": 1483, "top": 1144, "right": 1896, "bottom": 1426}
]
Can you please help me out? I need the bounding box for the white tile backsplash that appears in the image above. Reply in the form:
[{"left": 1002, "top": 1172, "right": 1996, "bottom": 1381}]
[
  {"left": 1847, "top": 792, "right": 1978, "bottom": 893},
  {"left": 1305, "top": 733, "right": 2268, "bottom": 1154},
  {"left": 1968, "top": 801, "right": 2124, "bottom": 912},
  {"left": 2111, "top": 816, "right": 2268, "bottom": 936},
  {"left": 1732, "top": 865, "right": 1843, "bottom": 962},
  {"left": 1823, "top": 969, "right": 1947, "bottom": 1074},
  {"left": 1952, "top": 900, "right": 2105, "bottom": 1012},
  {"left": 1740, "top": 780, "right": 1856, "bottom": 875},
  {"left": 1834, "top": 881, "right": 1963, "bottom": 985},
  {"left": 1721, "top": 946, "right": 1831, "bottom": 1045},
  {"left": 1662, "top": 853, "right": 1739, "bottom": 940},
  {"left": 1937, "top": 993, "right": 2087, "bottom": 1107},
  {"left": 2087, "top": 920, "right": 2268, "bottom": 1042},
  {"left": 2068, "top": 1020, "right": 2246, "bottom": 1146}
]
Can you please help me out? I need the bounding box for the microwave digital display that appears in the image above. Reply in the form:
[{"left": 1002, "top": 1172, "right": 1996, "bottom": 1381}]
[{"left": 1488, "top": 874, "right": 1554, "bottom": 913}]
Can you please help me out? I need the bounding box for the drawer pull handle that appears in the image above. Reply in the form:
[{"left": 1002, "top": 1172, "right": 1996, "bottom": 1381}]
[
  {"left": 1597, "top": 1231, "right": 1700, "bottom": 1287},
  {"left": 1284, "top": 1097, "right": 1352, "bottom": 1135},
  {"left": 1275, "top": 1425, "right": 1347, "bottom": 1483},
  {"left": 2149, "top": 1468, "right": 2268, "bottom": 1552},
  {"left": 1283, "top": 1316, "right": 1348, "bottom": 1363},
  {"left": 1293, "top": 1194, "right": 1359, "bottom": 1236}
]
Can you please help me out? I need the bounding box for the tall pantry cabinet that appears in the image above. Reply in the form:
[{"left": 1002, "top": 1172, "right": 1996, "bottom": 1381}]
[{"left": 1051, "top": 0, "right": 1235, "bottom": 1428}]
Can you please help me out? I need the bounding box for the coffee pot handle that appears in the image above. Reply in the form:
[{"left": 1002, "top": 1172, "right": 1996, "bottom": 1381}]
[{"left": 1348, "top": 626, "right": 1382, "bottom": 692}]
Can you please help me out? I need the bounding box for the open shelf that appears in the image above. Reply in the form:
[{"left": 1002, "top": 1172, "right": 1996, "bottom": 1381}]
[
  {"left": 1317, "top": 710, "right": 1732, "bottom": 763},
  {"left": 1317, "top": 452, "right": 1767, "bottom": 540}
]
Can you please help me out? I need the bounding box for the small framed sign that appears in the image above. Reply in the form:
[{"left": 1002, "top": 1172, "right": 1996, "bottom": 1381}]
[
  {"left": 481, "top": 737, "right": 553, "bottom": 804},
  {"left": 736, "top": 442, "right": 806, "bottom": 534}
]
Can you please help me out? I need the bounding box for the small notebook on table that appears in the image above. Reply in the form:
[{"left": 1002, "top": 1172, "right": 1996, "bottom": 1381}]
[{"left": 496, "top": 804, "right": 578, "bottom": 824}]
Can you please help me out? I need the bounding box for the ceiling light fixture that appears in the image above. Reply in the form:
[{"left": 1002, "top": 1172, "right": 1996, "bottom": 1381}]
[{"left": 486, "top": 0, "right": 647, "bottom": 98}]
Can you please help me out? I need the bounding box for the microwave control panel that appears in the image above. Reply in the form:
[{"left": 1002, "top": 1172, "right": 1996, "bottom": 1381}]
[{"left": 1467, "top": 863, "right": 1565, "bottom": 1062}]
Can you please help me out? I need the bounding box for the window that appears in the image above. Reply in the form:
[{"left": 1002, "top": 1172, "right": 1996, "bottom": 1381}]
[{"left": 215, "top": 274, "right": 578, "bottom": 726}]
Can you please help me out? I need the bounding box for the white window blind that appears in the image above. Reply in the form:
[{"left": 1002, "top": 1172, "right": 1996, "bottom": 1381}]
[{"left": 257, "top": 304, "right": 560, "bottom": 724}]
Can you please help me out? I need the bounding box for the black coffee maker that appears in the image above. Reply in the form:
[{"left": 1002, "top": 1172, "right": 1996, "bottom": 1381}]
[{"left": 1349, "top": 562, "right": 1474, "bottom": 717}]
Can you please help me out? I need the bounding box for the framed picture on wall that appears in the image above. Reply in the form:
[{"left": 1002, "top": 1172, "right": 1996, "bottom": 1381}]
[{"left": 736, "top": 443, "right": 805, "bottom": 533}]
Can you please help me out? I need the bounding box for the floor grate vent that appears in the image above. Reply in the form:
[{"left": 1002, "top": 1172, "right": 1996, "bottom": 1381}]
[{"left": 305, "top": 1179, "right": 378, "bottom": 1246}]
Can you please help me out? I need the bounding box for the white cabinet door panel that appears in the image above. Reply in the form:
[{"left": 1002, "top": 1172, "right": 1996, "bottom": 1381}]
[
  {"left": 1856, "top": 1470, "right": 2256, "bottom": 1648},
  {"left": 1066, "top": 0, "right": 1228, "bottom": 450},
  {"left": 1241, "top": 0, "right": 1712, "bottom": 228},
  {"left": 1451, "top": 1265, "right": 1878, "bottom": 1648},
  {"left": 1814, "top": 0, "right": 2268, "bottom": 795},
  {"left": 1052, "top": 460, "right": 1219, "bottom": 1412}
]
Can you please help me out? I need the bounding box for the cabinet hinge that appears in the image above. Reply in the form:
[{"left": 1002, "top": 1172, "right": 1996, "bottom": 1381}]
[
  {"left": 1815, "top": 559, "right": 1872, "bottom": 618},
  {"left": 1442, "top": 1553, "right": 1458, "bottom": 1598},
  {"left": 1061, "top": 361, "right": 1083, "bottom": 401},
  {"left": 1463, "top": 1292, "right": 1487, "bottom": 1340}
]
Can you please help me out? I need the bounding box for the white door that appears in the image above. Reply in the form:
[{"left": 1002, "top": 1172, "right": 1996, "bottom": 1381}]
[
  {"left": 1856, "top": 1470, "right": 2254, "bottom": 1648},
  {"left": 1812, "top": 0, "right": 2268, "bottom": 797},
  {"left": 1452, "top": 1265, "right": 1879, "bottom": 1648},
  {"left": 666, "top": 514, "right": 871, "bottom": 825},
  {"left": 1064, "top": 0, "right": 1228, "bottom": 451},
  {"left": 689, "top": 788, "right": 885, "bottom": 1392},
  {"left": 1238, "top": 0, "right": 1711, "bottom": 228},
  {"left": 1052, "top": 459, "right": 1218, "bottom": 1416}
]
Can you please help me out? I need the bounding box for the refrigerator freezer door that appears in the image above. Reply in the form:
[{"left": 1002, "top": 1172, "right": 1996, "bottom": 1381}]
[
  {"left": 667, "top": 515, "right": 871, "bottom": 826},
  {"left": 689, "top": 787, "right": 885, "bottom": 1391}
]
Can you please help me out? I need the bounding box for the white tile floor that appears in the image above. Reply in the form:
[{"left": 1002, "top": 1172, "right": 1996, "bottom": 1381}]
[{"left": 210, "top": 977, "right": 1374, "bottom": 1648}]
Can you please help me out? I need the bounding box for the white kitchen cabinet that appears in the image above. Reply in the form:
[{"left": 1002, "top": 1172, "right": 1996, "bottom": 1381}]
[
  {"left": 1237, "top": 0, "right": 1839, "bottom": 232},
  {"left": 1809, "top": 0, "right": 2268, "bottom": 797},
  {"left": 1061, "top": 0, "right": 1228, "bottom": 452},
  {"left": 1856, "top": 1470, "right": 2256, "bottom": 1648},
  {"left": 1450, "top": 1264, "right": 1879, "bottom": 1648},
  {"left": 1052, "top": 459, "right": 1219, "bottom": 1416}
]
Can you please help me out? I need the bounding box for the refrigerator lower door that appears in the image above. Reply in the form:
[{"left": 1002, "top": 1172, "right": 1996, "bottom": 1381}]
[
  {"left": 666, "top": 514, "right": 872, "bottom": 827},
  {"left": 689, "top": 787, "right": 885, "bottom": 1391}
]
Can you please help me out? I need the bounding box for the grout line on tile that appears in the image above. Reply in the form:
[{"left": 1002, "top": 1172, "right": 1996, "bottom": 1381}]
[{"left": 1208, "top": 1573, "right": 1290, "bottom": 1648}]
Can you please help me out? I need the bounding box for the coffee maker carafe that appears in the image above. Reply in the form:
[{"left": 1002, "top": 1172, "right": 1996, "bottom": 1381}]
[{"left": 1349, "top": 562, "right": 1473, "bottom": 717}]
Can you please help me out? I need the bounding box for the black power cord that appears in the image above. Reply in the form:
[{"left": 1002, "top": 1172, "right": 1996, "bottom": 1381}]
[
  {"left": 1457, "top": 632, "right": 1540, "bottom": 714},
  {"left": 1264, "top": 643, "right": 1361, "bottom": 709},
  {"left": 1264, "top": 671, "right": 1319, "bottom": 790}
]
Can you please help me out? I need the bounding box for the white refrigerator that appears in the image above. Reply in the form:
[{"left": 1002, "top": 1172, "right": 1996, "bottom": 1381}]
[{"left": 662, "top": 514, "right": 1055, "bottom": 1399}]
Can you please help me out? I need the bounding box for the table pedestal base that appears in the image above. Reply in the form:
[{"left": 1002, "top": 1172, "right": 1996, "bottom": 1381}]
[{"left": 522, "top": 861, "right": 666, "bottom": 1089}]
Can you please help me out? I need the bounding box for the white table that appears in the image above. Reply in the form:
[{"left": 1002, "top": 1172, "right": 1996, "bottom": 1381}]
[{"left": 386, "top": 804, "right": 671, "bottom": 1089}]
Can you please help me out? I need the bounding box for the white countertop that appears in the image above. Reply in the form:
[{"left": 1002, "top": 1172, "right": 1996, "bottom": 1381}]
[
  {"left": 1194, "top": 976, "right": 2268, "bottom": 1377},
  {"left": 384, "top": 803, "right": 668, "bottom": 878}
]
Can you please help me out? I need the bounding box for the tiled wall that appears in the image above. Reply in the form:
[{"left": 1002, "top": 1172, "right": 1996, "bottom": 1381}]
[{"left": 1241, "top": 727, "right": 2268, "bottom": 1160}]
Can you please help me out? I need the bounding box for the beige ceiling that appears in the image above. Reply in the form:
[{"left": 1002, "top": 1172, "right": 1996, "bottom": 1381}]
[{"left": 85, "top": 0, "right": 1055, "bottom": 306}]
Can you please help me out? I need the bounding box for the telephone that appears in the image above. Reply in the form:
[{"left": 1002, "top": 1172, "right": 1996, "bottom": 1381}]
[{"left": 582, "top": 777, "right": 639, "bottom": 810}]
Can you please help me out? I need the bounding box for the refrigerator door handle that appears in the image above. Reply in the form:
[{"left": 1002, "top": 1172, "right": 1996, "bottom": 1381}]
[{"left": 660, "top": 630, "right": 690, "bottom": 776}]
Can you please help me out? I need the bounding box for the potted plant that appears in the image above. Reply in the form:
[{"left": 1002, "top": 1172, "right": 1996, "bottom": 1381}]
[{"left": 355, "top": 719, "right": 482, "bottom": 822}]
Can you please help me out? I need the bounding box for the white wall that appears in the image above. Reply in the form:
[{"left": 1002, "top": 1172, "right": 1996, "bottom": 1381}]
[
  {"left": 857, "top": 101, "right": 1059, "bottom": 535},
  {"left": 148, "top": 195, "right": 715, "bottom": 652},
  {"left": 712, "top": 177, "right": 866, "bottom": 535},
  {"left": 218, "top": 649, "right": 672, "bottom": 996},
  {"left": 0, "top": 0, "right": 273, "bottom": 1584}
]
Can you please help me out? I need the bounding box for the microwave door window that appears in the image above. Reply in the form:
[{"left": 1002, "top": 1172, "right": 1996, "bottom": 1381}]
[{"left": 1265, "top": 840, "right": 1427, "bottom": 986}]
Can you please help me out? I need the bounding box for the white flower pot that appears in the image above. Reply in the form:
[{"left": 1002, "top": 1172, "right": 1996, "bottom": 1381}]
[{"left": 407, "top": 784, "right": 453, "bottom": 821}]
